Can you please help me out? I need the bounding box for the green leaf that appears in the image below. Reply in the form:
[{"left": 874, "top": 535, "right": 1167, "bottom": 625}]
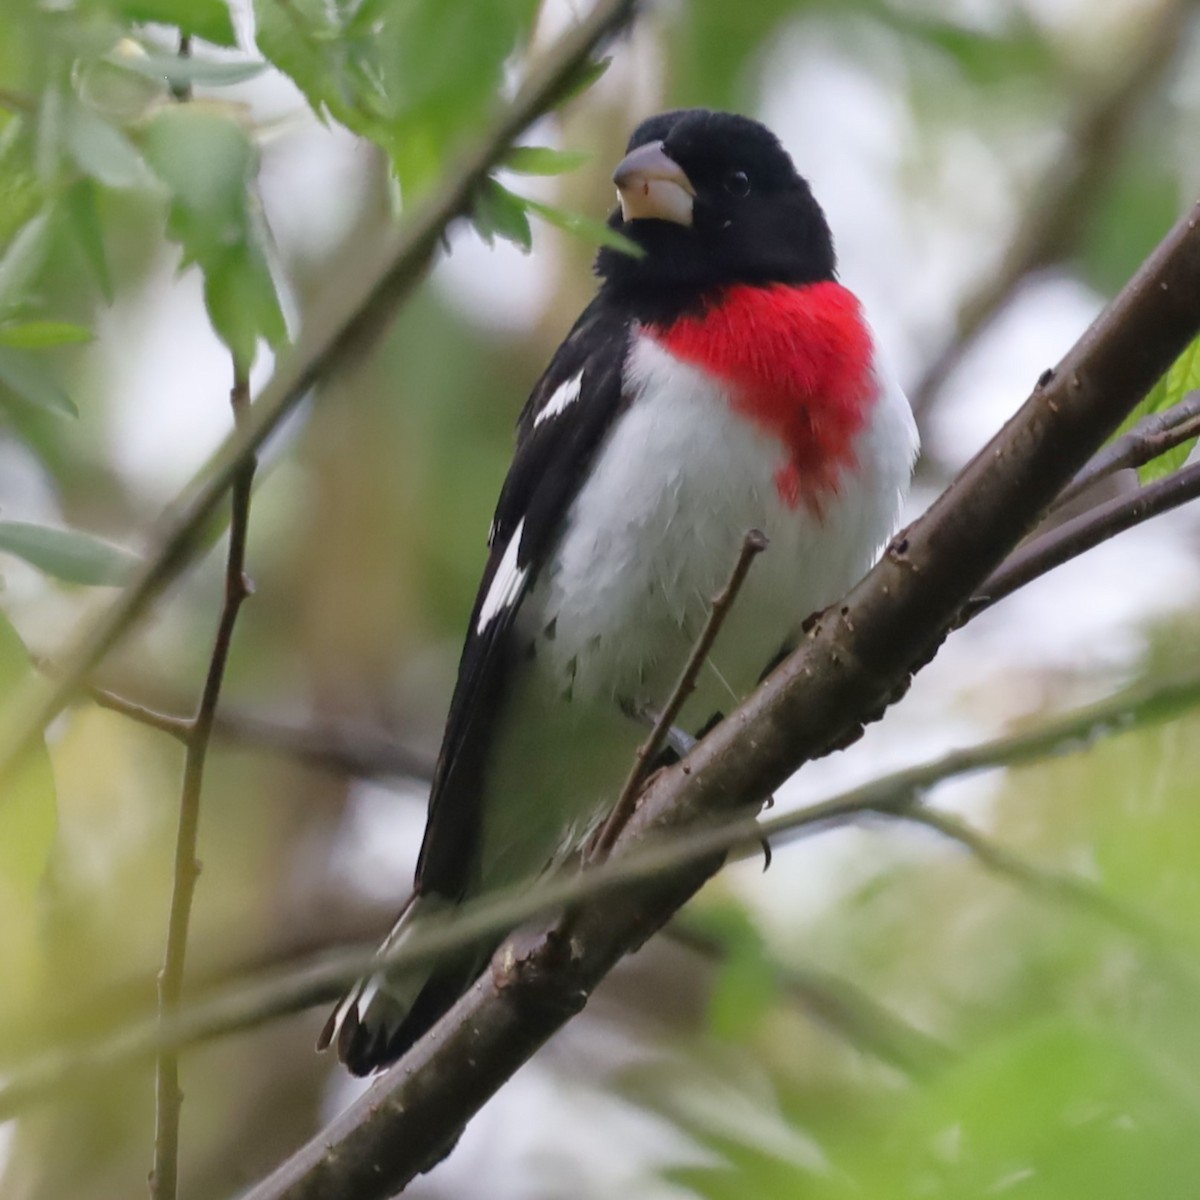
[
  {"left": 254, "top": 0, "right": 342, "bottom": 122},
  {"left": 65, "top": 179, "right": 114, "bottom": 302},
  {"left": 525, "top": 198, "right": 643, "bottom": 257},
  {"left": 472, "top": 179, "right": 532, "bottom": 252},
  {"left": 111, "top": 51, "right": 267, "bottom": 89},
  {"left": 0, "top": 212, "right": 51, "bottom": 314},
  {"left": 63, "top": 101, "right": 154, "bottom": 191},
  {"left": 0, "top": 521, "right": 139, "bottom": 585},
  {"left": 502, "top": 146, "right": 590, "bottom": 176},
  {"left": 113, "top": 0, "right": 238, "bottom": 47},
  {"left": 1121, "top": 336, "right": 1200, "bottom": 481},
  {"left": 361, "top": 0, "right": 540, "bottom": 188},
  {"left": 0, "top": 348, "right": 77, "bottom": 416},
  {"left": 0, "top": 322, "right": 93, "bottom": 349},
  {"left": 140, "top": 105, "right": 254, "bottom": 249},
  {"left": 0, "top": 611, "right": 56, "bottom": 897},
  {"left": 201, "top": 226, "right": 288, "bottom": 369},
  {"left": 139, "top": 104, "right": 288, "bottom": 368}
]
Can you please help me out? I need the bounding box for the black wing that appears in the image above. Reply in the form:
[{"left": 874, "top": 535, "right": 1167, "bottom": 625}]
[{"left": 414, "top": 297, "right": 631, "bottom": 898}]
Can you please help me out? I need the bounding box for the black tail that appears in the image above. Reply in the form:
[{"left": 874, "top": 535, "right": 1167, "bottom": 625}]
[{"left": 317, "top": 893, "right": 493, "bottom": 1075}]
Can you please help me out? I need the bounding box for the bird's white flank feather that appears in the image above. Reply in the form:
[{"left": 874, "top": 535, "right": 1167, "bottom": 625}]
[
  {"left": 473, "top": 331, "right": 917, "bottom": 893},
  {"left": 476, "top": 517, "right": 527, "bottom": 633},
  {"left": 534, "top": 371, "right": 583, "bottom": 428},
  {"left": 518, "top": 332, "right": 916, "bottom": 711}
]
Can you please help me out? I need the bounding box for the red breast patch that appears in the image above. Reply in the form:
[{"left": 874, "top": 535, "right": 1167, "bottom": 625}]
[{"left": 646, "top": 282, "right": 876, "bottom": 514}]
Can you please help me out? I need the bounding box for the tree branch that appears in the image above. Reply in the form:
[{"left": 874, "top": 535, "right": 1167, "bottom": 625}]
[
  {"left": 87, "top": 684, "right": 193, "bottom": 742},
  {"left": 1053, "top": 389, "right": 1200, "bottom": 509},
  {"left": 86, "top": 683, "right": 437, "bottom": 780},
  {"left": 0, "top": 86, "right": 35, "bottom": 114},
  {"left": 908, "top": 0, "right": 1193, "bottom": 419},
  {"left": 231, "top": 191, "right": 1200, "bottom": 1199},
  {"left": 0, "top": 0, "right": 642, "bottom": 780},
  {"left": 81, "top": 417, "right": 1200, "bottom": 787},
  {"left": 5, "top": 660, "right": 1198, "bottom": 1125},
  {"left": 151, "top": 367, "right": 255, "bottom": 1200},
  {"left": 967, "top": 457, "right": 1200, "bottom": 617},
  {"left": 211, "top": 708, "right": 437, "bottom": 780}
]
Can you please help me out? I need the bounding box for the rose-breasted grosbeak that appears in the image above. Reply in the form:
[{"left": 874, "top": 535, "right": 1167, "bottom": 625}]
[{"left": 321, "top": 109, "right": 918, "bottom": 1075}]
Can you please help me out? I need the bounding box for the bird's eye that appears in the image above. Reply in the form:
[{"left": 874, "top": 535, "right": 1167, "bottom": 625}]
[{"left": 723, "top": 170, "right": 750, "bottom": 197}]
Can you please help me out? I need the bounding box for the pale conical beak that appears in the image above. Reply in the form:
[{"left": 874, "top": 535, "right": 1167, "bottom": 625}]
[{"left": 612, "top": 141, "right": 696, "bottom": 226}]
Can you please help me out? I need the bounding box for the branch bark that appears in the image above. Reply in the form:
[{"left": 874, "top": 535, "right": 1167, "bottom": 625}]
[
  {"left": 235, "top": 192, "right": 1200, "bottom": 1199},
  {"left": 86, "top": 684, "right": 437, "bottom": 780},
  {"left": 151, "top": 367, "right": 255, "bottom": 1200},
  {"left": 1053, "top": 388, "right": 1200, "bottom": 509},
  {"left": 2, "top": 663, "right": 1198, "bottom": 1121},
  {"left": 967, "top": 457, "right": 1200, "bottom": 617}
]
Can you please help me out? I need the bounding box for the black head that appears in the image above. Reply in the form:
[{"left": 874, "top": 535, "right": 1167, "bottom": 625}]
[{"left": 595, "top": 109, "right": 836, "bottom": 315}]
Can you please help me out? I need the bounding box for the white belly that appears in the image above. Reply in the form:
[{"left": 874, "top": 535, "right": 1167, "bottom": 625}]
[{"left": 477, "top": 332, "right": 917, "bottom": 890}]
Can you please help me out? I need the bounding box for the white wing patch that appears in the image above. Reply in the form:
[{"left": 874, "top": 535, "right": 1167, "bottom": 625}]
[
  {"left": 476, "top": 517, "right": 527, "bottom": 633},
  {"left": 533, "top": 371, "right": 583, "bottom": 428}
]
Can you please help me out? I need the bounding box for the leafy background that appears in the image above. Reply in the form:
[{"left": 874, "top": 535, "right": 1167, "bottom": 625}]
[{"left": 2, "top": 0, "right": 1200, "bottom": 1198}]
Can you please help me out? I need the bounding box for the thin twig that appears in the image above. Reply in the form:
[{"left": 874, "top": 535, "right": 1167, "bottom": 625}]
[
  {"left": 1053, "top": 389, "right": 1200, "bottom": 509},
  {"left": 150, "top": 367, "right": 255, "bottom": 1200},
  {"left": 0, "top": 0, "right": 642, "bottom": 781},
  {"left": 211, "top": 709, "right": 436, "bottom": 780},
  {"left": 88, "top": 684, "right": 193, "bottom": 743},
  {"left": 86, "top": 681, "right": 437, "bottom": 780},
  {"left": 967, "top": 458, "right": 1200, "bottom": 618},
  {"left": 590, "top": 530, "right": 768, "bottom": 861},
  {"left": 168, "top": 35, "right": 192, "bottom": 103},
  {"left": 0, "top": 86, "right": 34, "bottom": 114},
  {"left": 909, "top": 0, "right": 1193, "bottom": 419},
  {"left": 4, "top": 665, "right": 1198, "bottom": 1119},
  {"left": 76, "top": 394, "right": 1200, "bottom": 790}
]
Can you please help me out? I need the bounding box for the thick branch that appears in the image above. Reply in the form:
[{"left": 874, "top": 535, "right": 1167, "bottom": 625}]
[
  {"left": 151, "top": 368, "right": 255, "bottom": 1200},
  {"left": 5, "top": 660, "right": 1195, "bottom": 1131},
  {"left": 86, "top": 418, "right": 1200, "bottom": 786},
  {"left": 234, "top": 193, "right": 1200, "bottom": 1199},
  {"left": 0, "top": 0, "right": 642, "bottom": 780}
]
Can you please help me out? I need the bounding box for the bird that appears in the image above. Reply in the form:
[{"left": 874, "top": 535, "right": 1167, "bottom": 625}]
[{"left": 320, "top": 108, "right": 919, "bottom": 1075}]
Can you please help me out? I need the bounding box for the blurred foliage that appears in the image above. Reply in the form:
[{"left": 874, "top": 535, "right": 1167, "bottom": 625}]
[
  {"left": 629, "top": 668, "right": 1200, "bottom": 1200},
  {"left": 0, "top": 0, "right": 1199, "bottom": 1199}
]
